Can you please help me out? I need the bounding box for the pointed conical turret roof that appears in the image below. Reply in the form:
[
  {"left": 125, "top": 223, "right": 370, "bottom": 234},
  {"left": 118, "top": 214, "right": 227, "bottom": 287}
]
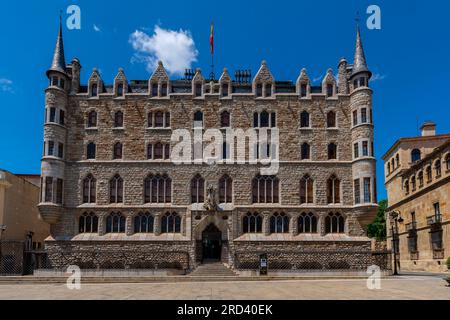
[
  {"left": 352, "top": 26, "right": 371, "bottom": 77},
  {"left": 47, "top": 15, "right": 66, "bottom": 76}
]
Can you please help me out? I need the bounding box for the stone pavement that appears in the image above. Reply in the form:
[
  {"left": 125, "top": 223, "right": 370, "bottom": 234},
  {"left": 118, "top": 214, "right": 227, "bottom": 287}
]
[{"left": 0, "top": 274, "right": 449, "bottom": 300}]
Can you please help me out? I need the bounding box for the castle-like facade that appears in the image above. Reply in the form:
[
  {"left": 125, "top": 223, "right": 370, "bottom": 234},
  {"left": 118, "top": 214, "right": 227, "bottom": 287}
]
[{"left": 38, "top": 21, "right": 386, "bottom": 273}]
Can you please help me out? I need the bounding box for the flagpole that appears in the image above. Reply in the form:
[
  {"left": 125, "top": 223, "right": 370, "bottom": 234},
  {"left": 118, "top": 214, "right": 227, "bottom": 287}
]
[{"left": 210, "top": 21, "right": 215, "bottom": 81}]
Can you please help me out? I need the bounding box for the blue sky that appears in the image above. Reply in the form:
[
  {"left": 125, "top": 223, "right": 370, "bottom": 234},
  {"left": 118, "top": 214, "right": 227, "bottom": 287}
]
[{"left": 0, "top": 0, "right": 449, "bottom": 200}]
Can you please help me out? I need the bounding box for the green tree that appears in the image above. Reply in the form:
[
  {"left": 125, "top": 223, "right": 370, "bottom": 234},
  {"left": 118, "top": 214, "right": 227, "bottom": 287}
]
[{"left": 367, "top": 200, "right": 388, "bottom": 240}]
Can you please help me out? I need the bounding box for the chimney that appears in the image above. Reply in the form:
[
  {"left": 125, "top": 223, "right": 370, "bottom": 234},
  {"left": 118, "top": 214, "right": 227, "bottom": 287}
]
[{"left": 421, "top": 121, "right": 436, "bottom": 137}]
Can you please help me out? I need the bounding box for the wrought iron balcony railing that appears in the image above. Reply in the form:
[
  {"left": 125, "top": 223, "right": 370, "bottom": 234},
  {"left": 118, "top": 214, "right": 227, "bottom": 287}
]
[
  {"left": 405, "top": 222, "right": 417, "bottom": 232},
  {"left": 427, "top": 214, "right": 442, "bottom": 226}
]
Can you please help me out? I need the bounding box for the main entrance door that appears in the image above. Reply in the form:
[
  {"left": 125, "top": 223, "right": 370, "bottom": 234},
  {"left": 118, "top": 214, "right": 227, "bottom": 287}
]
[{"left": 202, "top": 224, "right": 222, "bottom": 261}]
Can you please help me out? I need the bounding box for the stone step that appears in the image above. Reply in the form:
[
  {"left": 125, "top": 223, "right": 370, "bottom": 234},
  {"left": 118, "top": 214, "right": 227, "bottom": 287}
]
[{"left": 189, "top": 263, "right": 238, "bottom": 277}]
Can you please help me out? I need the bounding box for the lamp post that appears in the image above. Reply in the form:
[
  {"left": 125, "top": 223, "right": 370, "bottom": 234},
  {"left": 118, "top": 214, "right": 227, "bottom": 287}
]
[{"left": 389, "top": 211, "right": 403, "bottom": 275}]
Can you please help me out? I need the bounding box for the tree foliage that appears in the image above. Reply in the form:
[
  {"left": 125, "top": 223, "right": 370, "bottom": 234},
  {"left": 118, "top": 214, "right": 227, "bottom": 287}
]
[{"left": 367, "top": 200, "right": 388, "bottom": 240}]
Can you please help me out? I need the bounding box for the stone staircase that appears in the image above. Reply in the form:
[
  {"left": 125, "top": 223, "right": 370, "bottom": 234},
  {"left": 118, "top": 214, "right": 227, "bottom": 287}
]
[{"left": 189, "top": 262, "right": 238, "bottom": 277}]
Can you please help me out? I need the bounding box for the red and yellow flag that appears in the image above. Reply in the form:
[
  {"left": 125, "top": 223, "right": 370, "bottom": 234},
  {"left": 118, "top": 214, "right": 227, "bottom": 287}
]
[{"left": 210, "top": 22, "right": 214, "bottom": 55}]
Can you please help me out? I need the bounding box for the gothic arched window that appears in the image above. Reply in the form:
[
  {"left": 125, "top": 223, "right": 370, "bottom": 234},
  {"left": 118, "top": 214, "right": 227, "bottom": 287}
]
[
  {"left": 106, "top": 212, "right": 126, "bottom": 233},
  {"left": 327, "top": 175, "right": 340, "bottom": 204},
  {"left": 191, "top": 174, "right": 205, "bottom": 203},
  {"left": 161, "top": 212, "right": 181, "bottom": 233},
  {"left": 325, "top": 212, "right": 345, "bottom": 234},
  {"left": 113, "top": 142, "right": 123, "bottom": 160},
  {"left": 79, "top": 212, "right": 98, "bottom": 234},
  {"left": 144, "top": 174, "right": 172, "bottom": 204},
  {"left": 252, "top": 175, "right": 279, "bottom": 204},
  {"left": 270, "top": 213, "right": 289, "bottom": 234},
  {"left": 243, "top": 212, "right": 263, "bottom": 234},
  {"left": 219, "top": 174, "right": 233, "bottom": 204},
  {"left": 435, "top": 159, "right": 442, "bottom": 177},
  {"left": 300, "top": 175, "right": 314, "bottom": 204},
  {"left": 109, "top": 174, "right": 123, "bottom": 203},
  {"left": 82, "top": 174, "right": 96, "bottom": 204},
  {"left": 298, "top": 213, "right": 318, "bottom": 234},
  {"left": 134, "top": 212, "right": 154, "bottom": 233}
]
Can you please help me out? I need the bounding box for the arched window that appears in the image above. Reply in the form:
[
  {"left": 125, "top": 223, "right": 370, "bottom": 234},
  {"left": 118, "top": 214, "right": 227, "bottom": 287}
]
[
  {"left": 191, "top": 174, "right": 205, "bottom": 203},
  {"left": 391, "top": 158, "right": 395, "bottom": 171},
  {"left": 328, "top": 143, "right": 337, "bottom": 160},
  {"left": 300, "top": 175, "right": 314, "bottom": 204},
  {"left": 110, "top": 174, "right": 123, "bottom": 203},
  {"left": 113, "top": 142, "right": 123, "bottom": 160},
  {"left": 411, "top": 176, "right": 416, "bottom": 192},
  {"left": 114, "top": 111, "right": 124, "bottom": 128},
  {"left": 387, "top": 163, "right": 391, "bottom": 175},
  {"left": 144, "top": 174, "right": 171, "bottom": 204},
  {"left": 87, "top": 142, "right": 96, "bottom": 160},
  {"left": 435, "top": 159, "right": 442, "bottom": 177},
  {"left": 418, "top": 171, "right": 424, "bottom": 188},
  {"left": 82, "top": 174, "right": 96, "bottom": 203},
  {"left": 300, "top": 111, "right": 310, "bottom": 128},
  {"left": 219, "top": 174, "right": 233, "bottom": 204},
  {"left": 396, "top": 154, "right": 400, "bottom": 167},
  {"left": 155, "top": 111, "right": 164, "bottom": 128},
  {"left": 252, "top": 175, "right": 279, "bottom": 203},
  {"left": 91, "top": 83, "right": 98, "bottom": 97},
  {"left": 301, "top": 143, "right": 310, "bottom": 160},
  {"left": 79, "top": 212, "right": 98, "bottom": 234},
  {"left": 327, "top": 175, "right": 341, "bottom": 204},
  {"left": 404, "top": 180, "right": 410, "bottom": 195},
  {"left": 220, "top": 111, "right": 230, "bottom": 128},
  {"left": 161, "top": 212, "right": 181, "bottom": 233},
  {"left": 325, "top": 212, "right": 345, "bottom": 234},
  {"left": 298, "top": 213, "right": 318, "bottom": 234},
  {"left": 243, "top": 213, "right": 263, "bottom": 233},
  {"left": 87, "top": 111, "right": 97, "bottom": 128},
  {"left": 327, "top": 111, "right": 336, "bottom": 128},
  {"left": 426, "top": 166, "right": 432, "bottom": 183},
  {"left": 270, "top": 213, "right": 289, "bottom": 234},
  {"left": 446, "top": 154, "right": 450, "bottom": 170},
  {"left": 106, "top": 212, "right": 126, "bottom": 233},
  {"left": 134, "top": 212, "right": 154, "bottom": 233},
  {"left": 194, "top": 111, "right": 203, "bottom": 128},
  {"left": 117, "top": 83, "right": 124, "bottom": 96},
  {"left": 411, "top": 149, "right": 421, "bottom": 163}
]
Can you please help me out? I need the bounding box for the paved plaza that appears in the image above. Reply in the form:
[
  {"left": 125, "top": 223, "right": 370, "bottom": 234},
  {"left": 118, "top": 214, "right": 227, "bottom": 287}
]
[{"left": 0, "top": 274, "right": 448, "bottom": 300}]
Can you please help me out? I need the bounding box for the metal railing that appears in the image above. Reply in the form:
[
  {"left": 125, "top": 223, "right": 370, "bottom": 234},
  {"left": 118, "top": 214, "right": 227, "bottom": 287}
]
[
  {"left": 427, "top": 214, "right": 442, "bottom": 226},
  {"left": 405, "top": 222, "right": 417, "bottom": 232}
]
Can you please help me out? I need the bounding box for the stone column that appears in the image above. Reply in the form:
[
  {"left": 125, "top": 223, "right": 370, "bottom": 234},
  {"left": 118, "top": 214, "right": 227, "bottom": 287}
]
[
  {"left": 263, "top": 212, "right": 271, "bottom": 236},
  {"left": 126, "top": 213, "right": 133, "bottom": 236},
  {"left": 154, "top": 213, "right": 162, "bottom": 236}
]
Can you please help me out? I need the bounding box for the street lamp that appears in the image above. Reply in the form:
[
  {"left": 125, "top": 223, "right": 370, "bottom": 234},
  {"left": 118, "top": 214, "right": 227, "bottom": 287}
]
[{"left": 389, "top": 211, "right": 403, "bottom": 275}]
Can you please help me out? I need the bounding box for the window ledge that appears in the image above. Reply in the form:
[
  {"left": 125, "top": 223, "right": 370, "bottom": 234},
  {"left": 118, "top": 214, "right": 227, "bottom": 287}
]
[
  {"left": 146, "top": 127, "right": 172, "bottom": 130},
  {"left": 85, "top": 127, "right": 99, "bottom": 131},
  {"left": 112, "top": 127, "right": 125, "bottom": 131},
  {"left": 299, "top": 127, "right": 313, "bottom": 131},
  {"left": 45, "top": 122, "right": 66, "bottom": 130}
]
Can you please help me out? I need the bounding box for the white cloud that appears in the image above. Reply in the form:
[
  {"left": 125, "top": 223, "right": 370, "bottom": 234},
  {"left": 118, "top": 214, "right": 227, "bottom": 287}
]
[
  {"left": 370, "top": 73, "right": 386, "bottom": 82},
  {"left": 93, "top": 24, "right": 101, "bottom": 32},
  {"left": 129, "top": 25, "right": 198, "bottom": 76},
  {"left": 0, "top": 78, "right": 13, "bottom": 93}
]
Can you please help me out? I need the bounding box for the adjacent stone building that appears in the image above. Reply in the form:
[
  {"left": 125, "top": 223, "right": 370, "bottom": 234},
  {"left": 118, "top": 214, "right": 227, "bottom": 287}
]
[
  {"left": 0, "top": 170, "right": 50, "bottom": 274},
  {"left": 38, "top": 20, "right": 387, "bottom": 273},
  {"left": 383, "top": 123, "right": 450, "bottom": 272}
]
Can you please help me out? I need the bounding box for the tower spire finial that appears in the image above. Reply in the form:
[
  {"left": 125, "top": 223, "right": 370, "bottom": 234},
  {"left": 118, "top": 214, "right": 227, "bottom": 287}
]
[
  {"left": 47, "top": 12, "right": 67, "bottom": 77},
  {"left": 351, "top": 19, "right": 371, "bottom": 78}
]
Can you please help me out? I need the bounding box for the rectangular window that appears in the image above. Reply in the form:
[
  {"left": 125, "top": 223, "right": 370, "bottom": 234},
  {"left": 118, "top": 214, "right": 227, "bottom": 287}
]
[
  {"left": 164, "top": 144, "right": 170, "bottom": 160},
  {"left": 265, "top": 84, "right": 272, "bottom": 97},
  {"left": 354, "top": 143, "right": 359, "bottom": 159},
  {"left": 58, "top": 143, "right": 64, "bottom": 158},
  {"left": 49, "top": 108, "right": 56, "bottom": 123},
  {"left": 152, "top": 83, "right": 158, "bottom": 97},
  {"left": 59, "top": 110, "right": 65, "bottom": 126},
  {"left": 364, "top": 177, "right": 371, "bottom": 203},
  {"left": 326, "top": 84, "right": 333, "bottom": 97},
  {"left": 56, "top": 179, "right": 63, "bottom": 204},
  {"left": 354, "top": 179, "right": 361, "bottom": 204},
  {"left": 222, "top": 84, "right": 229, "bottom": 97},
  {"left": 256, "top": 84, "right": 263, "bottom": 97},
  {"left": 195, "top": 84, "right": 202, "bottom": 97},
  {"left": 271, "top": 113, "right": 276, "bottom": 128},
  {"left": 353, "top": 110, "right": 358, "bottom": 126},
  {"left": 60, "top": 79, "right": 65, "bottom": 89},
  {"left": 51, "top": 77, "right": 58, "bottom": 86},
  {"left": 434, "top": 203, "right": 441, "bottom": 216},
  {"left": 165, "top": 112, "right": 171, "bottom": 128},
  {"left": 300, "top": 84, "right": 307, "bottom": 97},
  {"left": 362, "top": 141, "right": 369, "bottom": 156},
  {"left": 45, "top": 177, "right": 53, "bottom": 202},
  {"left": 361, "top": 108, "right": 367, "bottom": 123},
  {"left": 48, "top": 141, "right": 54, "bottom": 156}
]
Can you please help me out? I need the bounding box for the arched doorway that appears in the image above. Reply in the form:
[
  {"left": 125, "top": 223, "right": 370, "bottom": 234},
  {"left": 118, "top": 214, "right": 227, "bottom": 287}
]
[{"left": 202, "top": 224, "right": 222, "bottom": 262}]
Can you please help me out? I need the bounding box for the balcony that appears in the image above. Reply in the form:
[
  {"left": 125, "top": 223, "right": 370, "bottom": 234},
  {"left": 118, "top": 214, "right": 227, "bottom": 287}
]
[
  {"left": 427, "top": 214, "right": 442, "bottom": 226},
  {"left": 405, "top": 222, "right": 417, "bottom": 232}
]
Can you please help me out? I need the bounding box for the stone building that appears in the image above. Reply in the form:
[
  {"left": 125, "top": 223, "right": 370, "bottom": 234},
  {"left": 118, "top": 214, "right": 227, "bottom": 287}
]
[
  {"left": 38, "top": 20, "right": 387, "bottom": 273},
  {"left": 0, "top": 170, "right": 50, "bottom": 274},
  {"left": 383, "top": 123, "right": 450, "bottom": 272}
]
